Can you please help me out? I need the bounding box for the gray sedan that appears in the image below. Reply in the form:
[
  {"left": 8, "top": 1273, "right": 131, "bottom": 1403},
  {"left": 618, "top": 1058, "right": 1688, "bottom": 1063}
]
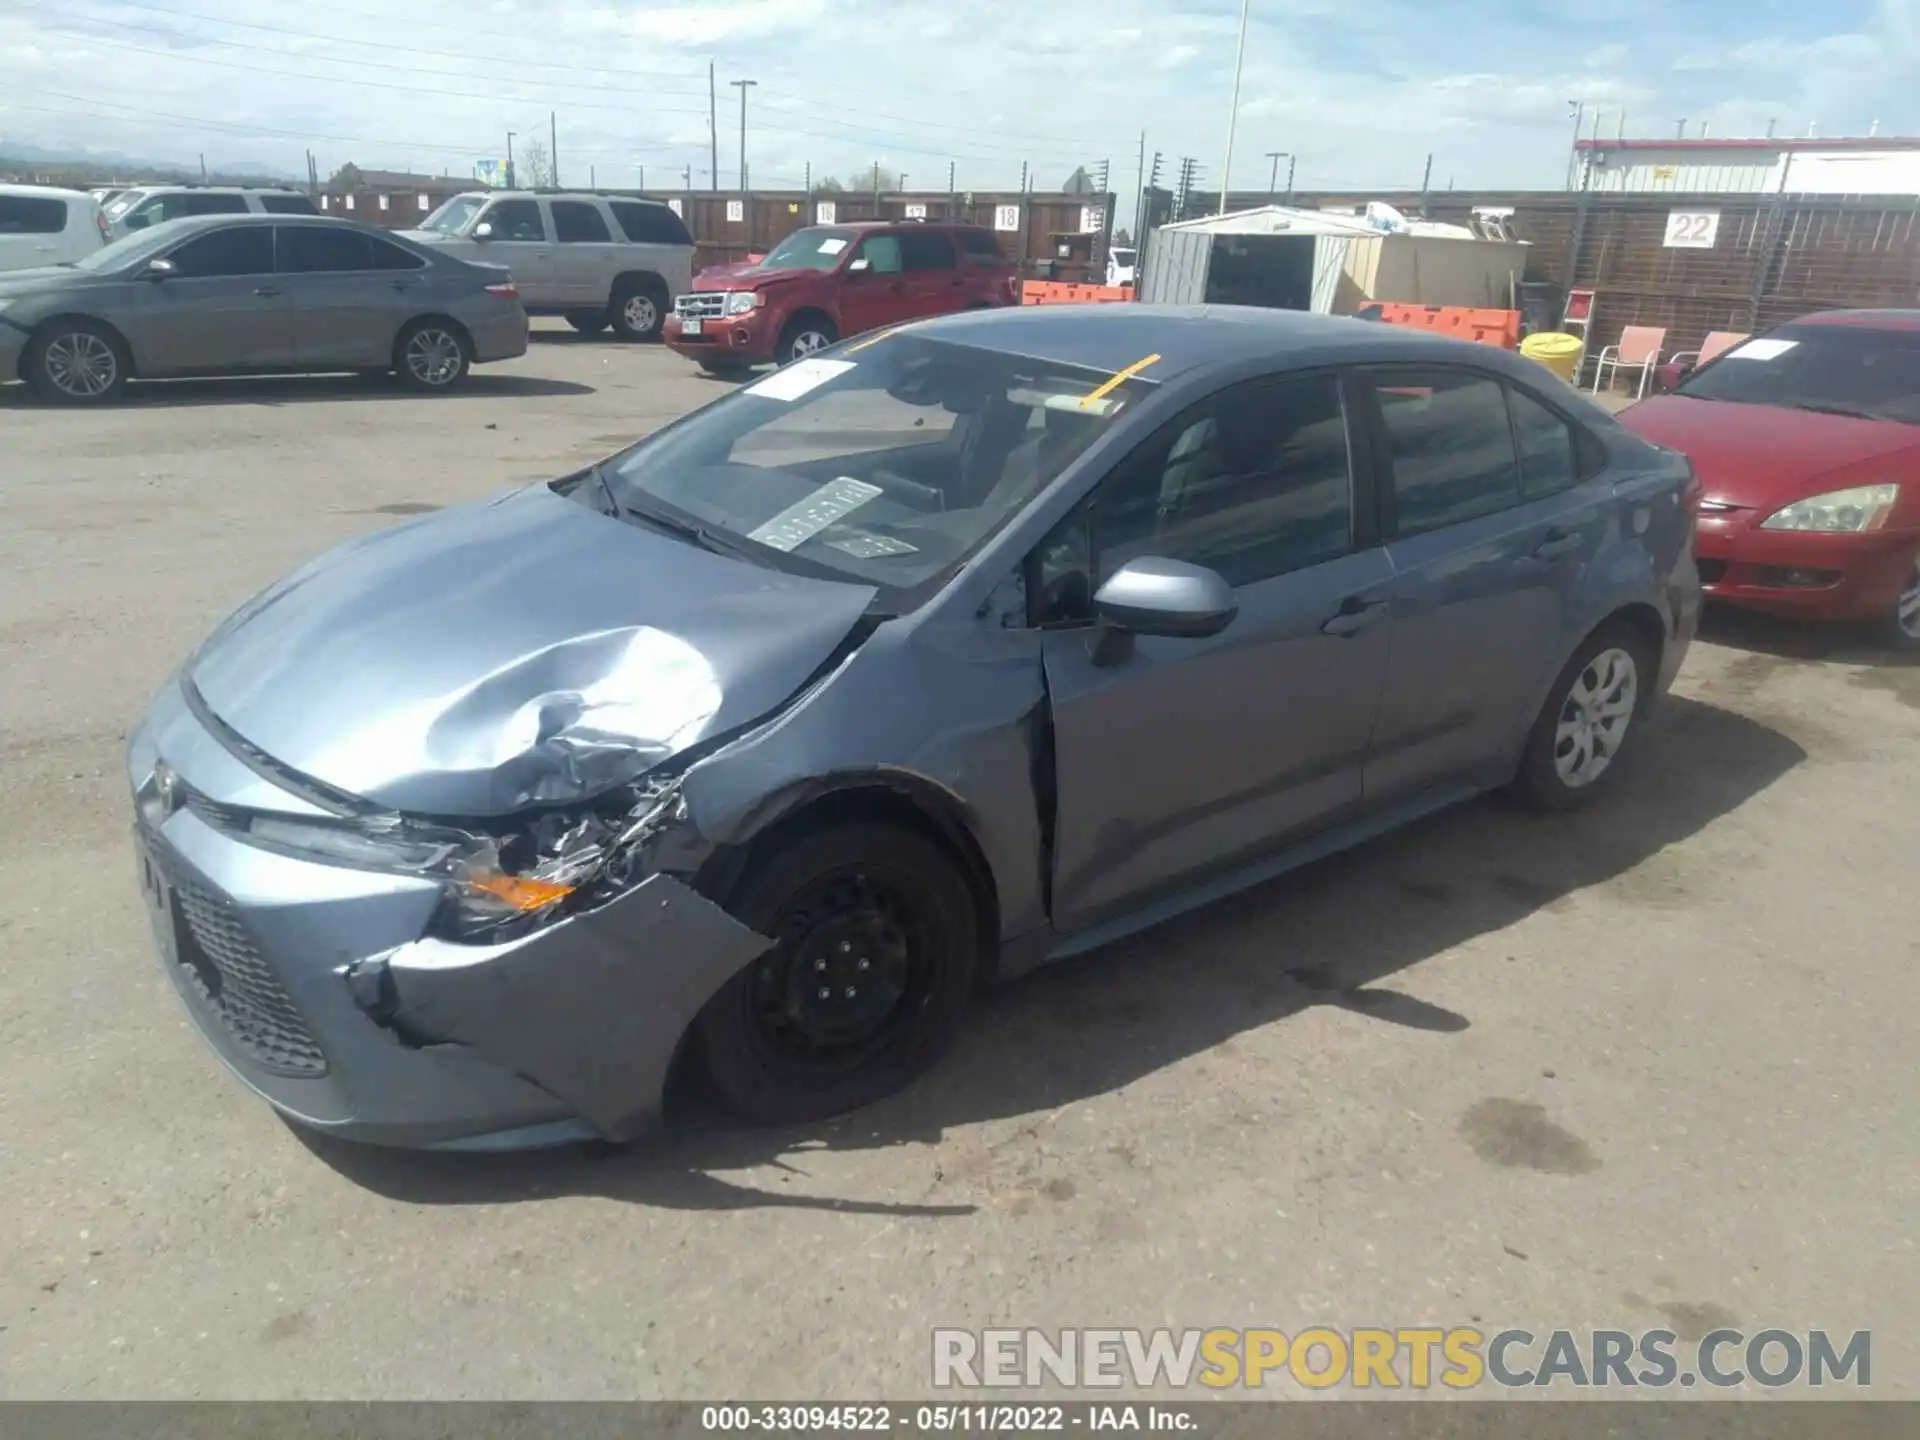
[
  {"left": 0, "top": 214, "right": 527, "bottom": 403},
  {"left": 126, "top": 306, "right": 1700, "bottom": 1150}
]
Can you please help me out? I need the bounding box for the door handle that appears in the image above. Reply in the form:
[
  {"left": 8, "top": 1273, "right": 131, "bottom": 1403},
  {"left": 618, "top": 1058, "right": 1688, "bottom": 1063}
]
[
  {"left": 1321, "top": 597, "right": 1390, "bottom": 637},
  {"left": 252, "top": 286, "right": 284, "bottom": 297},
  {"left": 1534, "top": 527, "right": 1585, "bottom": 560}
]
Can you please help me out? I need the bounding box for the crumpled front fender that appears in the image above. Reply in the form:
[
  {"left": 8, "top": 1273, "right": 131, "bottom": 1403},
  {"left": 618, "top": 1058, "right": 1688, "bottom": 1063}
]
[{"left": 354, "top": 874, "right": 774, "bottom": 1142}]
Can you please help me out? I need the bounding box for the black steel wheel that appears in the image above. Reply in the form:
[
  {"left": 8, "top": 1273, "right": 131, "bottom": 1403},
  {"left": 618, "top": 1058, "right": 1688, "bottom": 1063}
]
[{"left": 694, "top": 823, "right": 977, "bottom": 1124}]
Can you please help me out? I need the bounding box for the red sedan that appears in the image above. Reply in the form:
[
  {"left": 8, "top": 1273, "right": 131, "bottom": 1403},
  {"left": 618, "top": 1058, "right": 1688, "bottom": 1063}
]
[{"left": 1620, "top": 310, "right": 1920, "bottom": 650}]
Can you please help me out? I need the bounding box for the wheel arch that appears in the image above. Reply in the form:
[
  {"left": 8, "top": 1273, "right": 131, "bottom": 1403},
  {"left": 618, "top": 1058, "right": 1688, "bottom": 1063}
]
[
  {"left": 780, "top": 306, "right": 838, "bottom": 341},
  {"left": 398, "top": 311, "right": 474, "bottom": 354},
  {"left": 611, "top": 269, "right": 668, "bottom": 299}
]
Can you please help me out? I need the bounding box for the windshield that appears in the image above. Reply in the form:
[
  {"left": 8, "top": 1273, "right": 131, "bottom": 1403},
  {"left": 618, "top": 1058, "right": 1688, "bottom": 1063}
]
[
  {"left": 601, "top": 333, "right": 1152, "bottom": 605},
  {"left": 757, "top": 227, "right": 856, "bottom": 272},
  {"left": 418, "top": 196, "right": 487, "bottom": 235},
  {"left": 72, "top": 221, "right": 195, "bottom": 272},
  {"left": 1677, "top": 324, "right": 1920, "bottom": 424},
  {"left": 1113, "top": 249, "right": 1137, "bottom": 264}
]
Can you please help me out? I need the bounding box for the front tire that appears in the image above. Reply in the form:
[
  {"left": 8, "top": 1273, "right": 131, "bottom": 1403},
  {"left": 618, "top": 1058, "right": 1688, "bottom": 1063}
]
[
  {"left": 1885, "top": 557, "right": 1920, "bottom": 653},
  {"left": 1508, "top": 622, "right": 1654, "bottom": 811},
  {"left": 565, "top": 309, "right": 609, "bottom": 334},
  {"left": 777, "top": 315, "right": 838, "bottom": 365},
  {"left": 28, "top": 320, "right": 130, "bottom": 405},
  {"left": 608, "top": 279, "right": 666, "bottom": 341},
  {"left": 393, "top": 319, "right": 471, "bottom": 392},
  {"left": 694, "top": 823, "right": 977, "bottom": 1125}
]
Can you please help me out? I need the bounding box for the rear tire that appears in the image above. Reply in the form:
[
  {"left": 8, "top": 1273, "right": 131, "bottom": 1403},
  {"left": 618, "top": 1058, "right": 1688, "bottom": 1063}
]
[
  {"left": 699, "top": 359, "right": 752, "bottom": 380},
  {"left": 694, "top": 823, "right": 977, "bottom": 1125},
  {"left": 1508, "top": 621, "right": 1655, "bottom": 812},
  {"left": 776, "top": 314, "right": 838, "bottom": 365},
  {"left": 393, "top": 319, "right": 471, "bottom": 392},
  {"left": 564, "top": 309, "right": 609, "bottom": 334},
  {"left": 608, "top": 278, "right": 666, "bottom": 341},
  {"left": 1885, "top": 556, "right": 1920, "bottom": 653},
  {"left": 27, "top": 319, "right": 130, "bottom": 405}
]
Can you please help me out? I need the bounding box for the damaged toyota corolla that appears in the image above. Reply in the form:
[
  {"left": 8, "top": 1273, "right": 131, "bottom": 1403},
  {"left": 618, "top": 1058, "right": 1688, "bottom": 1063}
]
[{"left": 128, "top": 305, "right": 1698, "bottom": 1150}]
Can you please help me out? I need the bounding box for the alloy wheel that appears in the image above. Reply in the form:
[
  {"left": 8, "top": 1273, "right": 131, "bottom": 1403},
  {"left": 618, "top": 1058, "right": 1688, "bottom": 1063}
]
[
  {"left": 1553, "top": 646, "right": 1638, "bottom": 788},
  {"left": 404, "top": 327, "right": 463, "bottom": 387},
  {"left": 622, "top": 294, "right": 658, "bottom": 333},
  {"left": 44, "top": 331, "right": 119, "bottom": 399},
  {"left": 1898, "top": 561, "right": 1920, "bottom": 641},
  {"left": 787, "top": 329, "right": 831, "bottom": 362}
]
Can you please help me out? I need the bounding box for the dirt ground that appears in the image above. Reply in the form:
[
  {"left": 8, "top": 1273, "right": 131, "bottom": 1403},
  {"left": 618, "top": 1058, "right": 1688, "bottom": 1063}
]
[{"left": 1, "top": 327, "right": 1914, "bottom": 1399}]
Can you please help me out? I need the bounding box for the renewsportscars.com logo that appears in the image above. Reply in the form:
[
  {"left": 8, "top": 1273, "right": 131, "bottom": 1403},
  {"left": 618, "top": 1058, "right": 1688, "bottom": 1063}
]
[{"left": 931, "top": 1327, "right": 1871, "bottom": 1391}]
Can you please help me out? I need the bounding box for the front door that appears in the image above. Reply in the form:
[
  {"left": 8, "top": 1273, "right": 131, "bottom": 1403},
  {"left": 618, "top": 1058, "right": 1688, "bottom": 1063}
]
[
  {"left": 475, "top": 198, "right": 555, "bottom": 300},
  {"left": 1040, "top": 370, "right": 1395, "bottom": 933},
  {"left": 120, "top": 224, "right": 292, "bottom": 374},
  {"left": 1357, "top": 367, "right": 1607, "bottom": 799},
  {"left": 838, "top": 232, "right": 916, "bottom": 336}
]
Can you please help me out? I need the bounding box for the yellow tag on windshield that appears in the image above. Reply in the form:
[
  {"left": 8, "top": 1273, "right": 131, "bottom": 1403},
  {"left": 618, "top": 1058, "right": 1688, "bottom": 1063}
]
[{"left": 1080, "top": 353, "right": 1161, "bottom": 409}]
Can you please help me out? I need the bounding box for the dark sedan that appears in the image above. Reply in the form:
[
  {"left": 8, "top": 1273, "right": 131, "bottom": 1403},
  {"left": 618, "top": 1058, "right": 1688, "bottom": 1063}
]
[
  {"left": 127, "top": 305, "right": 1698, "bottom": 1149},
  {"left": 0, "top": 215, "right": 527, "bottom": 403}
]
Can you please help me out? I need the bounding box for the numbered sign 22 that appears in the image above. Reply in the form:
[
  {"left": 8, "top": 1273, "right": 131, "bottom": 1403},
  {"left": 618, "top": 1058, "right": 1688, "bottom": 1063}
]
[{"left": 1664, "top": 210, "right": 1721, "bottom": 249}]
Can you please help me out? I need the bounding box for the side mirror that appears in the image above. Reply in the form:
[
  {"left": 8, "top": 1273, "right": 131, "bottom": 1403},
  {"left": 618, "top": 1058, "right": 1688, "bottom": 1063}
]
[
  {"left": 1088, "top": 557, "right": 1237, "bottom": 664},
  {"left": 143, "top": 257, "right": 176, "bottom": 280},
  {"left": 847, "top": 257, "right": 871, "bottom": 274},
  {"left": 472, "top": 222, "right": 495, "bottom": 240}
]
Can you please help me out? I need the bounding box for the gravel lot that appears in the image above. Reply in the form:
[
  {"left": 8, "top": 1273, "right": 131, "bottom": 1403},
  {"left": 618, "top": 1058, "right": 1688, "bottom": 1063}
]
[{"left": 1, "top": 326, "right": 1915, "bottom": 1399}]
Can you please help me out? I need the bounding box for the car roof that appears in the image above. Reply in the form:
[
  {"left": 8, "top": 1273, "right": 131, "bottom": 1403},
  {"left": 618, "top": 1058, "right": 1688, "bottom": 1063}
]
[
  {"left": 129, "top": 213, "right": 381, "bottom": 238},
  {"left": 1784, "top": 308, "right": 1920, "bottom": 333},
  {"left": 0, "top": 182, "right": 97, "bottom": 202},
  {"left": 454, "top": 190, "right": 672, "bottom": 205},
  {"left": 908, "top": 304, "right": 1542, "bottom": 383}
]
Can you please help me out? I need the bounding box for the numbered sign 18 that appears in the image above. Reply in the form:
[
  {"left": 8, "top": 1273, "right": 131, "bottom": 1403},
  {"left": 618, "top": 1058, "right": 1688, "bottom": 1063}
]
[
  {"left": 993, "top": 205, "right": 1021, "bottom": 232},
  {"left": 816, "top": 201, "right": 837, "bottom": 224},
  {"left": 1663, "top": 210, "right": 1721, "bottom": 249}
]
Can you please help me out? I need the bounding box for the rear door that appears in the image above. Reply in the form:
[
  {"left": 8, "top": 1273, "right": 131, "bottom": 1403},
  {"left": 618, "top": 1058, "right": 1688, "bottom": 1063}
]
[
  {"left": 279, "top": 225, "right": 429, "bottom": 367},
  {"left": 119, "top": 224, "right": 291, "bottom": 374},
  {"left": 609, "top": 200, "right": 695, "bottom": 297},
  {"left": 1040, "top": 369, "right": 1395, "bottom": 932},
  {"left": 0, "top": 192, "right": 70, "bottom": 271},
  {"left": 839, "top": 232, "right": 914, "bottom": 335},
  {"left": 475, "top": 198, "right": 555, "bottom": 298},
  {"left": 896, "top": 228, "right": 965, "bottom": 318},
  {"left": 1358, "top": 366, "right": 1608, "bottom": 800},
  {"left": 547, "top": 199, "right": 616, "bottom": 305}
]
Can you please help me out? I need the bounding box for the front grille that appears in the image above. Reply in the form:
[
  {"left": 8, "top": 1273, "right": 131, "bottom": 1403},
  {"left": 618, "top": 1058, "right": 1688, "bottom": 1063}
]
[
  {"left": 1696, "top": 559, "right": 1728, "bottom": 584},
  {"left": 164, "top": 856, "right": 328, "bottom": 1077},
  {"left": 676, "top": 292, "right": 727, "bottom": 319}
]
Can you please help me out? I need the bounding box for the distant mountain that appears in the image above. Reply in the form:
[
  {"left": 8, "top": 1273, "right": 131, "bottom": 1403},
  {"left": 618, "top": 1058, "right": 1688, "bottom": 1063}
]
[{"left": 0, "top": 138, "right": 295, "bottom": 183}]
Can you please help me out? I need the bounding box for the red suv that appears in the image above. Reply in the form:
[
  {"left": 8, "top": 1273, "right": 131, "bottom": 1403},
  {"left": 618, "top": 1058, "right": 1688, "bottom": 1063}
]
[{"left": 664, "top": 221, "right": 1019, "bottom": 374}]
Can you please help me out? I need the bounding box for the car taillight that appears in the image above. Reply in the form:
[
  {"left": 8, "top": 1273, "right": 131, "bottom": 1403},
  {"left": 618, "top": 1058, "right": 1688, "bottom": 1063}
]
[{"left": 485, "top": 282, "right": 519, "bottom": 299}]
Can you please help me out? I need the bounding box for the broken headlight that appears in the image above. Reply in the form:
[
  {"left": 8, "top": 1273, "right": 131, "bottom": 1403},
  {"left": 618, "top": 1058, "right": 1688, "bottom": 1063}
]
[{"left": 206, "top": 781, "right": 686, "bottom": 942}]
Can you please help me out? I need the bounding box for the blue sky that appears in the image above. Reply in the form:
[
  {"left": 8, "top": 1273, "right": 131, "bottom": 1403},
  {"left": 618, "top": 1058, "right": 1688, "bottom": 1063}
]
[{"left": 2, "top": 1, "right": 1916, "bottom": 194}]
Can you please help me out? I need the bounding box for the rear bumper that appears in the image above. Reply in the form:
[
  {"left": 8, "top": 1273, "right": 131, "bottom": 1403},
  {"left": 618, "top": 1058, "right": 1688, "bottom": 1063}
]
[
  {"left": 1695, "top": 516, "right": 1918, "bottom": 622},
  {"left": 468, "top": 305, "right": 530, "bottom": 363},
  {"left": 664, "top": 309, "right": 777, "bottom": 365}
]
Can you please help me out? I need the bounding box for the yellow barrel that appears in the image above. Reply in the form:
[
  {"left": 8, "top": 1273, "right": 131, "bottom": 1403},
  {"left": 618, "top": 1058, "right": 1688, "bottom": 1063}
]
[{"left": 1520, "top": 331, "right": 1584, "bottom": 383}]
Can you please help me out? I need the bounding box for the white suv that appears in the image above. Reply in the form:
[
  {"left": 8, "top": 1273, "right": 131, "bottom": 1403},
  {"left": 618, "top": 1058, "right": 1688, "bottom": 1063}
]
[
  {"left": 0, "top": 185, "right": 103, "bottom": 272},
  {"left": 404, "top": 190, "right": 695, "bottom": 340},
  {"left": 102, "top": 185, "right": 319, "bottom": 239}
]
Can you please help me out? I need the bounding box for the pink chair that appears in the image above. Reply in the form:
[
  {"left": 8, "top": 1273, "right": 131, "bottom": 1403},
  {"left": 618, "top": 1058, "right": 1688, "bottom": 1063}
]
[
  {"left": 1592, "top": 325, "right": 1667, "bottom": 398},
  {"left": 1671, "top": 330, "right": 1748, "bottom": 370}
]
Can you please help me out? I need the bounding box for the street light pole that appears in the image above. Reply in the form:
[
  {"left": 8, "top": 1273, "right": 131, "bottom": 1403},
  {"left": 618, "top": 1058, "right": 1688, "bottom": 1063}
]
[
  {"left": 1217, "top": 0, "right": 1253, "bottom": 215},
  {"left": 505, "top": 131, "right": 516, "bottom": 188},
  {"left": 730, "top": 79, "right": 758, "bottom": 193}
]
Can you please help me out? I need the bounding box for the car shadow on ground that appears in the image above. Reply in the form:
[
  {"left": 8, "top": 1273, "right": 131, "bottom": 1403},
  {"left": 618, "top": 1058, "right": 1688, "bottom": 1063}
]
[
  {"left": 528, "top": 330, "right": 658, "bottom": 347},
  {"left": 306, "top": 693, "right": 1804, "bottom": 1215},
  {"left": 1698, "top": 602, "right": 1916, "bottom": 668},
  {"left": 0, "top": 373, "right": 595, "bottom": 408}
]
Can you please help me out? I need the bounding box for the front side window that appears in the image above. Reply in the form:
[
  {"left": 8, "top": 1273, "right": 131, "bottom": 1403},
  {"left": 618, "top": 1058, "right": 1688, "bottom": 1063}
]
[
  {"left": 1369, "top": 369, "right": 1522, "bottom": 537},
  {"left": 279, "top": 226, "right": 373, "bottom": 273},
  {"left": 900, "top": 231, "right": 955, "bottom": 271},
  {"left": 166, "top": 226, "right": 275, "bottom": 278},
  {"left": 757, "top": 227, "right": 856, "bottom": 272},
  {"left": 603, "top": 334, "right": 1153, "bottom": 608},
  {"left": 480, "top": 200, "right": 546, "bottom": 242},
  {"left": 1676, "top": 324, "right": 1920, "bottom": 424},
  {"left": 1091, "top": 372, "right": 1354, "bottom": 588},
  {"left": 551, "top": 201, "right": 611, "bottom": 243},
  {"left": 0, "top": 195, "right": 68, "bottom": 234},
  {"left": 855, "top": 234, "right": 904, "bottom": 275}
]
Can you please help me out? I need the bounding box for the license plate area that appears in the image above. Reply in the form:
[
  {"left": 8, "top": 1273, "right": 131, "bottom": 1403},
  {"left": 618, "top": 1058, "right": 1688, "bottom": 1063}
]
[{"left": 681, "top": 318, "right": 703, "bottom": 336}]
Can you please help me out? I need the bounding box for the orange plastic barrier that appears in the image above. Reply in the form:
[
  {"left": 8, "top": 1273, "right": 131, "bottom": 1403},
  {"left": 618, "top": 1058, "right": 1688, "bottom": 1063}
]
[
  {"left": 1358, "top": 302, "right": 1521, "bottom": 349},
  {"left": 1020, "top": 281, "right": 1135, "bottom": 306}
]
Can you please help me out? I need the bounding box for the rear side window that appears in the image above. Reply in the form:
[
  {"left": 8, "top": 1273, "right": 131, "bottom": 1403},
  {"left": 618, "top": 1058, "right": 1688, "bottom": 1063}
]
[
  {"left": 369, "top": 235, "right": 427, "bottom": 270},
  {"left": 260, "top": 195, "right": 319, "bottom": 215},
  {"left": 1369, "top": 369, "right": 1522, "bottom": 537},
  {"left": 610, "top": 201, "right": 692, "bottom": 245},
  {"left": 1507, "top": 387, "right": 1580, "bottom": 497},
  {"left": 481, "top": 200, "right": 546, "bottom": 241},
  {"left": 166, "top": 226, "right": 275, "bottom": 278},
  {"left": 552, "top": 201, "right": 612, "bottom": 243},
  {"left": 0, "top": 195, "right": 67, "bottom": 233},
  {"left": 180, "top": 194, "right": 249, "bottom": 217},
  {"left": 956, "top": 228, "right": 1003, "bottom": 259},
  {"left": 900, "top": 230, "right": 955, "bottom": 270},
  {"left": 280, "top": 226, "right": 374, "bottom": 272}
]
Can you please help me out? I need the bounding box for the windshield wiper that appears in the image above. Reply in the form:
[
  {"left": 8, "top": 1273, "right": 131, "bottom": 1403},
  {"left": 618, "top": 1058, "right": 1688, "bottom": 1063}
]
[
  {"left": 594, "top": 471, "right": 760, "bottom": 561},
  {"left": 1780, "top": 401, "right": 1884, "bottom": 421}
]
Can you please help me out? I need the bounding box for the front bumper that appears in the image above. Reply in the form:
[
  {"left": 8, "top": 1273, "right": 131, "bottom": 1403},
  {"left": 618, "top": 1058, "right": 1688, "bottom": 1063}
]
[
  {"left": 128, "top": 681, "right": 772, "bottom": 1150},
  {"left": 664, "top": 308, "right": 776, "bottom": 365},
  {"left": 1695, "top": 512, "right": 1918, "bottom": 622}
]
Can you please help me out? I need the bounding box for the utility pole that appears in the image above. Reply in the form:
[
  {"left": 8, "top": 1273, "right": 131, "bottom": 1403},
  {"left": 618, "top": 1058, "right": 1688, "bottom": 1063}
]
[
  {"left": 708, "top": 64, "right": 719, "bottom": 191},
  {"left": 871, "top": 159, "right": 880, "bottom": 200},
  {"left": 639, "top": 164, "right": 645, "bottom": 190},
  {"left": 1135, "top": 148, "right": 1161, "bottom": 252},
  {"left": 198, "top": 153, "right": 207, "bottom": 183},
  {"left": 550, "top": 111, "right": 559, "bottom": 188},
  {"left": 731, "top": 78, "right": 757, "bottom": 191},
  {"left": 1265, "top": 150, "right": 1287, "bottom": 201},
  {"left": 1564, "top": 101, "right": 1583, "bottom": 190},
  {"left": 1285, "top": 154, "right": 1296, "bottom": 202},
  {"left": 1217, "top": 0, "right": 1252, "bottom": 215},
  {"left": 590, "top": 165, "right": 596, "bottom": 188},
  {"left": 1019, "top": 160, "right": 1028, "bottom": 194},
  {"left": 1419, "top": 153, "right": 1433, "bottom": 216},
  {"left": 506, "top": 131, "right": 516, "bottom": 188}
]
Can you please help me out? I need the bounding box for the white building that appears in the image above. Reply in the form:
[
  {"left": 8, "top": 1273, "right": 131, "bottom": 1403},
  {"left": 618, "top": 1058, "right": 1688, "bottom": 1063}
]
[{"left": 1573, "top": 137, "right": 1920, "bottom": 195}]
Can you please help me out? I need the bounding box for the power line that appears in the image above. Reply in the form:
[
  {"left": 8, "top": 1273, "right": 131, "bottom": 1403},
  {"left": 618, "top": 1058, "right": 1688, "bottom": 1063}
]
[{"left": 752, "top": 87, "right": 1108, "bottom": 148}]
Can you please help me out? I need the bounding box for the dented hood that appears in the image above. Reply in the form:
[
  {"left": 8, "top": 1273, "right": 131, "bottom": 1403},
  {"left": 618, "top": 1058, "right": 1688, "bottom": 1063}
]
[{"left": 189, "top": 484, "right": 877, "bottom": 817}]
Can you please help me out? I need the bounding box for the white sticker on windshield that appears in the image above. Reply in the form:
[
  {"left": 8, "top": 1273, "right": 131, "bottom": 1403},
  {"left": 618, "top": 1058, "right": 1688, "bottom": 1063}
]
[
  {"left": 817, "top": 237, "right": 848, "bottom": 255},
  {"left": 1726, "top": 338, "right": 1798, "bottom": 361},
  {"left": 743, "top": 357, "right": 855, "bottom": 402},
  {"left": 747, "top": 477, "right": 883, "bottom": 552},
  {"left": 827, "top": 531, "right": 920, "bottom": 559}
]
